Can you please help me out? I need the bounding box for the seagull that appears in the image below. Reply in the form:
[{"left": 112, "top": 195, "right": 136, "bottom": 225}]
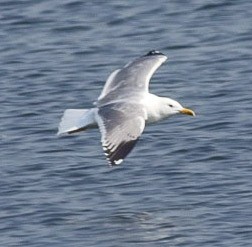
[{"left": 58, "top": 50, "right": 195, "bottom": 166}]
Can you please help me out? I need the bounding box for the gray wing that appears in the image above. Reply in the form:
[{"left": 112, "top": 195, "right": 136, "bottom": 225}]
[
  {"left": 97, "top": 51, "right": 167, "bottom": 105},
  {"left": 95, "top": 102, "right": 146, "bottom": 166}
]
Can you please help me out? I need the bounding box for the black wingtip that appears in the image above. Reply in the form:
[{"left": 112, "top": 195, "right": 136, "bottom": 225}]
[
  {"left": 144, "top": 50, "right": 165, "bottom": 56},
  {"left": 103, "top": 139, "right": 139, "bottom": 166}
]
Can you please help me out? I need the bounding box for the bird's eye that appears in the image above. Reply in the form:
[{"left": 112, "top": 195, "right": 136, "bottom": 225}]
[{"left": 169, "top": 104, "right": 173, "bottom": 107}]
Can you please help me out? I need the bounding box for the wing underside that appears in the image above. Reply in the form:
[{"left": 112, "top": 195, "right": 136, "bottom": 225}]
[{"left": 96, "top": 103, "right": 146, "bottom": 165}]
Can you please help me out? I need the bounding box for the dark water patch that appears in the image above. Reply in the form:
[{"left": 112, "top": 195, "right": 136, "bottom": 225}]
[
  {"left": 9, "top": 17, "right": 52, "bottom": 26},
  {"left": 164, "top": 44, "right": 197, "bottom": 50},
  {"left": 110, "top": 211, "right": 151, "bottom": 224},
  {"left": 196, "top": 1, "right": 236, "bottom": 11},
  {"left": 1, "top": 0, "right": 31, "bottom": 7},
  {"left": 52, "top": 25, "right": 92, "bottom": 33},
  {"left": 62, "top": 0, "right": 87, "bottom": 9}
]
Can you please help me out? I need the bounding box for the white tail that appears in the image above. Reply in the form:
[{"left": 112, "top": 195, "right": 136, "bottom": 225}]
[{"left": 57, "top": 108, "right": 96, "bottom": 135}]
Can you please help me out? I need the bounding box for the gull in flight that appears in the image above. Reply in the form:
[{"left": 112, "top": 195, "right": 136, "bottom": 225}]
[{"left": 58, "top": 51, "right": 195, "bottom": 166}]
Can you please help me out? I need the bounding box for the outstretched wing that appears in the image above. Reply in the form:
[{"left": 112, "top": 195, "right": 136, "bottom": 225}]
[
  {"left": 95, "top": 103, "right": 146, "bottom": 166},
  {"left": 97, "top": 51, "right": 167, "bottom": 105}
]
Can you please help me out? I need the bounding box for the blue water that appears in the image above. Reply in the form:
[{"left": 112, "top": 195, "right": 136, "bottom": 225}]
[{"left": 1, "top": 0, "right": 252, "bottom": 246}]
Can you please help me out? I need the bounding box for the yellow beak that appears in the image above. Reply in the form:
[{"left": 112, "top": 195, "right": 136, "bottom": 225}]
[{"left": 180, "top": 108, "right": 195, "bottom": 116}]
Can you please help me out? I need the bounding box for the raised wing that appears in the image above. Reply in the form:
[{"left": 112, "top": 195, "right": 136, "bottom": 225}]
[
  {"left": 95, "top": 102, "right": 146, "bottom": 166},
  {"left": 97, "top": 51, "right": 167, "bottom": 105}
]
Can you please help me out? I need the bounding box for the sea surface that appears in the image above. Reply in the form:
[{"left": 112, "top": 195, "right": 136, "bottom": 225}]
[{"left": 1, "top": 0, "right": 252, "bottom": 246}]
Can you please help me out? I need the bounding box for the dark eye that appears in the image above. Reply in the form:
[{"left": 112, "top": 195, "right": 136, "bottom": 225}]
[{"left": 169, "top": 104, "right": 173, "bottom": 107}]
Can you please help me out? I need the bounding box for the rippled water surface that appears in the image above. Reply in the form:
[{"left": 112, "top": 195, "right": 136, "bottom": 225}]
[{"left": 1, "top": 0, "right": 252, "bottom": 246}]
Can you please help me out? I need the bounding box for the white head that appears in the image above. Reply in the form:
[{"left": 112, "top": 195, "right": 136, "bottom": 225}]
[{"left": 161, "top": 97, "right": 195, "bottom": 118}]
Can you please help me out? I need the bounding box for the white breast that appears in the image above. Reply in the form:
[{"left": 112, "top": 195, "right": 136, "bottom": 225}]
[{"left": 141, "top": 93, "right": 166, "bottom": 123}]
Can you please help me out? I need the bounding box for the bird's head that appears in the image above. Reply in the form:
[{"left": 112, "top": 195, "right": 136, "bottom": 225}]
[{"left": 162, "top": 97, "right": 195, "bottom": 117}]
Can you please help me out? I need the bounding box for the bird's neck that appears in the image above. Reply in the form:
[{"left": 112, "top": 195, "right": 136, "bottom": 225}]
[{"left": 143, "top": 93, "right": 169, "bottom": 123}]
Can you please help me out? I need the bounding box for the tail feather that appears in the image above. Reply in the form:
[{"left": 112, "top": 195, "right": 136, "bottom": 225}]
[{"left": 57, "top": 109, "right": 95, "bottom": 135}]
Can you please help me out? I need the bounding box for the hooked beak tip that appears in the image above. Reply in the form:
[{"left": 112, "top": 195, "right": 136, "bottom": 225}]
[{"left": 180, "top": 108, "right": 196, "bottom": 117}]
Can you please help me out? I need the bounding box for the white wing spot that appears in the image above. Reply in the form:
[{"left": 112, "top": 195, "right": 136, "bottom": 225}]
[{"left": 114, "top": 159, "right": 123, "bottom": 165}]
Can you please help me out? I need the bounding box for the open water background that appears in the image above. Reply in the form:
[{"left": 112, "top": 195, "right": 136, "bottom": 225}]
[{"left": 1, "top": 0, "right": 252, "bottom": 246}]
